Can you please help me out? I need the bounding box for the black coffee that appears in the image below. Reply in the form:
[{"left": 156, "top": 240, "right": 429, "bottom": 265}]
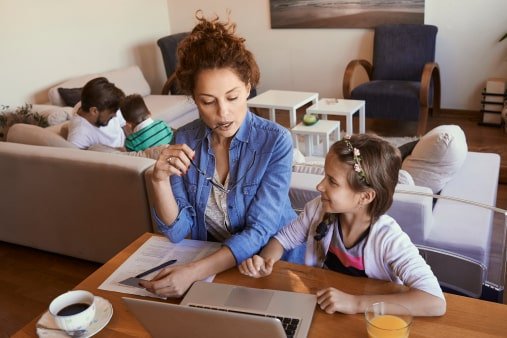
[{"left": 57, "top": 303, "right": 90, "bottom": 316}]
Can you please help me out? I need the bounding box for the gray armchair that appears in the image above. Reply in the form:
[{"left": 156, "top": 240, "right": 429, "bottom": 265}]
[
  {"left": 343, "top": 24, "right": 441, "bottom": 136},
  {"left": 157, "top": 32, "right": 189, "bottom": 95},
  {"left": 157, "top": 32, "right": 257, "bottom": 98}
]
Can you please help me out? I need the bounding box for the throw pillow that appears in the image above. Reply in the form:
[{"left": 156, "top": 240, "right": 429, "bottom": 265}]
[
  {"left": 401, "top": 125, "right": 468, "bottom": 194},
  {"left": 32, "top": 104, "right": 74, "bottom": 126},
  {"left": 58, "top": 87, "right": 83, "bottom": 107}
]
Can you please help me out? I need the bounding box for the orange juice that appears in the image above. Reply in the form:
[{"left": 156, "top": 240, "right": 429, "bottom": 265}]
[{"left": 367, "top": 314, "right": 409, "bottom": 338}]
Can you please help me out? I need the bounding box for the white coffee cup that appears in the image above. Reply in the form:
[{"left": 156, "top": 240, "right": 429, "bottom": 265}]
[{"left": 49, "top": 290, "right": 96, "bottom": 332}]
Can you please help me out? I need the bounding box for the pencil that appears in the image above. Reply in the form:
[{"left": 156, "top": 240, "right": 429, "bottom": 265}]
[{"left": 135, "top": 259, "right": 177, "bottom": 278}]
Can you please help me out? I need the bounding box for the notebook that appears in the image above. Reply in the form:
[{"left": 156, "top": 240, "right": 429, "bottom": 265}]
[{"left": 123, "top": 281, "right": 317, "bottom": 338}]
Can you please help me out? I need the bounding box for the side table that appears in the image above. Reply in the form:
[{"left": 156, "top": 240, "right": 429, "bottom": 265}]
[
  {"left": 306, "top": 98, "right": 365, "bottom": 136},
  {"left": 247, "top": 90, "right": 319, "bottom": 128},
  {"left": 291, "top": 120, "right": 340, "bottom": 157}
]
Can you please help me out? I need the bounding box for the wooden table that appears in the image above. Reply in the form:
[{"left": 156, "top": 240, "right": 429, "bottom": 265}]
[{"left": 13, "top": 233, "right": 507, "bottom": 337}]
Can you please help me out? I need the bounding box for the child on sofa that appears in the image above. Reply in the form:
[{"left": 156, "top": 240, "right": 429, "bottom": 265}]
[
  {"left": 239, "top": 134, "right": 446, "bottom": 317},
  {"left": 120, "top": 94, "right": 173, "bottom": 152}
]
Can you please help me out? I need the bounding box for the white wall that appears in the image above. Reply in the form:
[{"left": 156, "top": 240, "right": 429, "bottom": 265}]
[
  {"left": 1, "top": 0, "right": 506, "bottom": 110},
  {"left": 0, "top": 0, "right": 171, "bottom": 106},
  {"left": 167, "top": 0, "right": 507, "bottom": 110}
]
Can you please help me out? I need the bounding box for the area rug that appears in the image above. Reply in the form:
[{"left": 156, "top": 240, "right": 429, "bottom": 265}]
[{"left": 381, "top": 136, "right": 419, "bottom": 147}]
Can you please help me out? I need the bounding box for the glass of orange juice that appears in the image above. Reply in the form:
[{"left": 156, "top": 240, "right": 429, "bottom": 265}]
[{"left": 365, "top": 302, "right": 412, "bottom": 338}]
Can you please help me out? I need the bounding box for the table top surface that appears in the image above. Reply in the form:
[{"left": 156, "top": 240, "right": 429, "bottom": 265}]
[
  {"left": 292, "top": 120, "right": 341, "bottom": 133},
  {"left": 13, "top": 232, "right": 507, "bottom": 338},
  {"left": 307, "top": 98, "right": 365, "bottom": 114},
  {"left": 247, "top": 89, "right": 319, "bottom": 108}
]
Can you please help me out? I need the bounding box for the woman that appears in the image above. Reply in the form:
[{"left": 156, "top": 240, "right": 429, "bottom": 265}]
[{"left": 140, "top": 12, "right": 297, "bottom": 297}]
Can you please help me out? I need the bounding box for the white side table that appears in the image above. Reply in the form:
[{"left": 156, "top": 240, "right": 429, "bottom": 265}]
[
  {"left": 247, "top": 90, "right": 319, "bottom": 128},
  {"left": 306, "top": 98, "right": 365, "bottom": 136},
  {"left": 291, "top": 120, "right": 341, "bottom": 157}
]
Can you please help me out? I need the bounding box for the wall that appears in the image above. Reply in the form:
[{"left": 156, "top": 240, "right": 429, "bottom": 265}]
[
  {"left": 1, "top": 0, "right": 506, "bottom": 110},
  {"left": 167, "top": 0, "right": 507, "bottom": 110},
  {"left": 0, "top": 0, "right": 171, "bottom": 106}
]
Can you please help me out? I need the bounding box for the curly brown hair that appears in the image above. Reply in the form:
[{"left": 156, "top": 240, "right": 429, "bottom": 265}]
[
  {"left": 329, "top": 134, "right": 401, "bottom": 223},
  {"left": 175, "top": 11, "right": 260, "bottom": 96}
]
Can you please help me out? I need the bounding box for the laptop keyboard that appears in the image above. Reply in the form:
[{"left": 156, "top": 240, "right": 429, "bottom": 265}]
[{"left": 189, "top": 304, "right": 300, "bottom": 338}]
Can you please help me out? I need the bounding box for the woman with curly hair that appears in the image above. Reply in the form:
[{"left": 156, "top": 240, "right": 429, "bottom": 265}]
[{"left": 141, "top": 11, "right": 298, "bottom": 297}]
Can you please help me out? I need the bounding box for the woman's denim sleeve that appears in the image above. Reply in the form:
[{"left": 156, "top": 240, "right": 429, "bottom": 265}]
[
  {"left": 223, "top": 129, "right": 296, "bottom": 263},
  {"left": 152, "top": 176, "right": 195, "bottom": 243}
]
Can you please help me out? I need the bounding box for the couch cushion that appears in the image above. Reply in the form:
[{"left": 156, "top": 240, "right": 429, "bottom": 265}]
[
  {"left": 7, "top": 123, "right": 77, "bottom": 148},
  {"left": 401, "top": 125, "right": 468, "bottom": 194},
  {"left": 144, "top": 95, "right": 198, "bottom": 129},
  {"left": 48, "top": 66, "right": 151, "bottom": 106}
]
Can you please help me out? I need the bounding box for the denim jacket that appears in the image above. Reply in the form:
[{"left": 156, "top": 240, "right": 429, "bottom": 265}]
[{"left": 153, "top": 111, "right": 297, "bottom": 263}]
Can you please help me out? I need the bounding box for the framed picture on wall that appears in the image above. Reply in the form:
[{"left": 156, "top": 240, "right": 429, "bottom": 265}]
[{"left": 270, "top": 0, "right": 425, "bottom": 29}]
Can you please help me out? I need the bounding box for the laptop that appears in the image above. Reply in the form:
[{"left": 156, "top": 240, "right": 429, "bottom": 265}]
[{"left": 123, "top": 281, "right": 317, "bottom": 338}]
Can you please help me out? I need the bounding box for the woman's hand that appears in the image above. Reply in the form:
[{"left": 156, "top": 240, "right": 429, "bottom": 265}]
[
  {"left": 238, "top": 255, "right": 274, "bottom": 278},
  {"left": 152, "top": 144, "right": 195, "bottom": 183},
  {"left": 316, "top": 287, "right": 358, "bottom": 314},
  {"left": 139, "top": 263, "right": 197, "bottom": 298}
]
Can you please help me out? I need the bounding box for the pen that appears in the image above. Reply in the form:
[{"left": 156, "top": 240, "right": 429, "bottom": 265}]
[{"left": 135, "top": 259, "right": 177, "bottom": 278}]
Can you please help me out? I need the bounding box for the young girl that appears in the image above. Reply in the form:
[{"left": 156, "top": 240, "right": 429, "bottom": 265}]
[{"left": 239, "top": 134, "right": 446, "bottom": 316}]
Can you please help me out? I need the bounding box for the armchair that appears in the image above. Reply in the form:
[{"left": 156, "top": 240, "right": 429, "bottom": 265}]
[
  {"left": 157, "top": 32, "right": 189, "bottom": 95},
  {"left": 343, "top": 24, "right": 441, "bottom": 136}
]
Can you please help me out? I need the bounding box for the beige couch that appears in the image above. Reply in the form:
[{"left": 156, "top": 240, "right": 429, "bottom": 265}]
[
  {"left": 0, "top": 65, "right": 202, "bottom": 263},
  {"left": 0, "top": 123, "right": 157, "bottom": 263},
  {"left": 41, "top": 65, "right": 199, "bottom": 129}
]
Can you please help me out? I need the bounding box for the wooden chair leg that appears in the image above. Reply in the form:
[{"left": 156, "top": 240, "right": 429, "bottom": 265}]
[{"left": 418, "top": 106, "right": 429, "bottom": 136}]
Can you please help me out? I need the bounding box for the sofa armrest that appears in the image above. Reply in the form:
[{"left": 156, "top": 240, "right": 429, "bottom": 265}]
[
  {"left": 389, "top": 184, "right": 434, "bottom": 245},
  {"left": 7, "top": 123, "right": 76, "bottom": 148},
  {"left": 0, "top": 142, "right": 156, "bottom": 262}
]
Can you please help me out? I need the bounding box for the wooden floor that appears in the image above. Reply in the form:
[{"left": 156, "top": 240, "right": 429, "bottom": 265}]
[{"left": 2, "top": 109, "right": 507, "bottom": 337}]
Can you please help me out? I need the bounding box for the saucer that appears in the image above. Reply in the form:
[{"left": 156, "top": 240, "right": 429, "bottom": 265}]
[{"left": 36, "top": 296, "right": 113, "bottom": 337}]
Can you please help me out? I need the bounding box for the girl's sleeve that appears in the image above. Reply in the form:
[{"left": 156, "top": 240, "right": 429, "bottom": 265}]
[
  {"left": 382, "top": 226, "right": 446, "bottom": 300},
  {"left": 275, "top": 197, "right": 321, "bottom": 251}
]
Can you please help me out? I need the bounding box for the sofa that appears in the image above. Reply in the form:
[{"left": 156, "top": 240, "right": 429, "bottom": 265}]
[
  {"left": 33, "top": 65, "right": 199, "bottom": 129},
  {"left": 0, "top": 134, "right": 156, "bottom": 263},
  {"left": 0, "top": 66, "right": 203, "bottom": 263},
  {"left": 289, "top": 128, "right": 503, "bottom": 301}
]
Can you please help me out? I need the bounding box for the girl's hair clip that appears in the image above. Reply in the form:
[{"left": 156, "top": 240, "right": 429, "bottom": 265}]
[{"left": 343, "top": 136, "right": 370, "bottom": 185}]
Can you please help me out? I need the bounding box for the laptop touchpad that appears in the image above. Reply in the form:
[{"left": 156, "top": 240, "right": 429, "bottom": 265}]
[{"left": 225, "top": 287, "right": 274, "bottom": 311}]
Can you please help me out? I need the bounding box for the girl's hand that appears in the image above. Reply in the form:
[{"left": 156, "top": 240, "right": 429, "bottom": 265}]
[
  {"left": 139, "top": 263, "right": 197, "bottom": 298},
  {"left": 238, "top": 255, "right": 274, "bottom": 278},
  {"left": 316, "top": 287, "right": 358, "bottom": 314},
  {"left": 152, "top": 144, "right": 195, "bottom": 183}
]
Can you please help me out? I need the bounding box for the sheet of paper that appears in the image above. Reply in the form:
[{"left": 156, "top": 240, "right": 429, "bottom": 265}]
[{"left": 98, "top": 235, "right": 221, "bottom": 298}]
